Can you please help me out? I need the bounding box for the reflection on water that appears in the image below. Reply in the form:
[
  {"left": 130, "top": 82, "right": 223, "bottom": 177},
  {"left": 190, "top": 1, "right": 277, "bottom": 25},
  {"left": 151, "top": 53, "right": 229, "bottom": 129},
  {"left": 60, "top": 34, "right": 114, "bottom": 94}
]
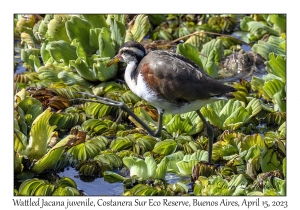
[
  {"left": 58, "top": 167, "right": 124, "bottom": 196},
  {"left": 59, "top": 167, "right": 191, "bottom": 196}
]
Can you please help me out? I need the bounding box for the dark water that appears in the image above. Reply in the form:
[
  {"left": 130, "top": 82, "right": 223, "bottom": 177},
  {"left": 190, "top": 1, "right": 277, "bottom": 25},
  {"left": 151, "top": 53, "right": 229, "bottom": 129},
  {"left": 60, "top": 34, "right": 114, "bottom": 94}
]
[
  {"left": 58, "top": 167, "right": 191, "bottom": 196},
  {"left": 14, "top": 39, "right": 27, "bottom": 74},
  {"left": 58, "top": 167, "right": 124, "bottom": 196}
]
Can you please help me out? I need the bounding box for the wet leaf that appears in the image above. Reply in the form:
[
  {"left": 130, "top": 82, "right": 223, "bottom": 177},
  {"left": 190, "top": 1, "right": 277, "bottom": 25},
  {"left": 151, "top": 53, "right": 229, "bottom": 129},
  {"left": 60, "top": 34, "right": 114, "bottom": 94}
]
[
  {"left": 176, "top": 160, "right": 198, "bottom": 175},
  {"left": 152, "top": 139, "right": 177, "bottom": 156},
  {"left": 123, "top": 157, "right": 148, "bottom": 180},
  {"left": 200, "top": 39, "right": 223, "bottom": 78},
  {"left": 18, "top": 178, "right": 46, "bottom": 195},
  {"left": 66, "top": 16, "right": 96, "bottom": 55},
  {"left": 48, "top": 15, "right": 71, "bottom": 43},
  {"left": 176, "top": 43, "right": 203, "bottom": 69},
  {"left": 23, "top": 108, "right": 56, "bottom": 160},
  {"left": 81, "top": 14, "right": 107, "bottom": 29},
  {"left": 129, "top": 15, "right": 150, "bottom": 42},
  {"left": 31, "top": 134, "right": 78, "bottom": 173},
  {"left": 47, "top": 40, "right": 77, "bottom": 65},
  {"left": 265, "top": 53, "right": 286, "bottom": 81},
  {"left": 104, "top": 171, "right": 125, "bottom": 183},
  {"left": 252, "top": 36, "right": 286, "bottom": 60},
  {"left": 110, "top": 18, "right": 126, "bottom": 51}
]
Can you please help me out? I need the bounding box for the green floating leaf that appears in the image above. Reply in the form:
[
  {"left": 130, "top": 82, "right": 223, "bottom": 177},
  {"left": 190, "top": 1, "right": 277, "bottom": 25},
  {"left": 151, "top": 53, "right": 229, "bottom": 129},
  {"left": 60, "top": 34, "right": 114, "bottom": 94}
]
[
  {"left": 209, "top": 176, "right": 231, "bottom": 195},
  {"left": 282, "top": 157, "right": 286, "bottom": 178},
  {"left": 110, "top": 18, "right": 126, "bottom": 51},
  {"left": 240, "top": 134, "right": 265, "bottom": 152},
  {"left": 176, "top": 43, "right": 203, "bottom": 69},
  {"left": 269, "top": 14, "right": 286, "bottom": 32},
  {"left": 18, "top": 96, "right": 43, "bottom": 126},
  {"left": 152, "top": 139, "right": 177, "bottom": 156},
  {"left": 155, "top": 157, "right": 169, "bottom": 180},
  {"left": 263, "top": 79, "right": 285, "bottom": 111},
  {"left": 166, "top": 151, "right": 185, "bottom": 173},
  {"left": 176, "top": 160, "right": 198, "bottom": 175},
  {"left": 123, "top": 157, "right": 148, "bottom": 180},
  {"left": 81, "top": 14, "right": 107, "bottom": 29},
  {"left": 200, "top": 39, "right": 223, "bottom": 78},
  {"left": 52, "top": 186, "right": 80, "bottom": 196},
  {"left": 203, "top": 99, "right": 251, "bottom": 130},
  {"left": 125, "top": 184, "right": 162, "bottom": 196},
  {"left": 14, "top": 152, "right": 24, "bottom": 174},
  {"left": 110, "top": 137, "right": 133, "bottom": 151},
  {"left": 103, "top": 171, "right": 125, "bottom": 183},
  {"left": 145, "top": 156, "right": 157, "bottom": 179},
  {"left": 31, "top": 134, "right": 77, "bottom": 173},
  {"left": 183, "top": 150, "right": 208, "bottom": 162},
  {"left": 70, "top": 58, "right": 98, "bottom": 82},
  {"left": 21, "top": 48, "right": 40, "bottom": 71},
  {"left": 23, "top": 108, "right": 56, "bottom": 160},
  {"left": 266, "top": 53, "right": 286, "bottom": 82},
  {"left": 58, "top": 70, "right": 93, "bottom": 87},
  {"left": 47, "top": 40, "right": 77, "bottom": 65},
  {"left": 48, "top": 15, "right": 71, "bottom": 43},
  {"left": 247, "top": 21, "right": 280, "bottom": 39},
  {"left": 228, "top": 174, "right": 248, "bottom": 195},
  {"left": 94, "top": 153, "right": 123, "bottom": 168},
  {"left": 66, "top": 16, "right": 96, "bottom": 55},
  {"left": 18, "top": 178, "right": 46, "bottom": 196},
  {"left": 130, "top": 15, "right": 150, "bottom": 42},
  {"left": 252, "top": 36, "right": 286, "bottom": 60},
  {"left": 260, "top": 149, "right": 282, "bottom": 173},
  {"left": 68, "top": 136, "right": 108, "bottom": 161},
  {"left": 14, "top": 129, "right": 27, "bottom": 152}
]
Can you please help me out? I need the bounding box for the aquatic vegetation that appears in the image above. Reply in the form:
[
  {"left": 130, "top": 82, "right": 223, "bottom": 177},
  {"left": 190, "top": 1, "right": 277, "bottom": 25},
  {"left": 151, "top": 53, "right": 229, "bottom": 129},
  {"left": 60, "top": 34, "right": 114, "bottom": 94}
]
[{"left": 14, "top": 14, "right": 286, "bottom": 196}]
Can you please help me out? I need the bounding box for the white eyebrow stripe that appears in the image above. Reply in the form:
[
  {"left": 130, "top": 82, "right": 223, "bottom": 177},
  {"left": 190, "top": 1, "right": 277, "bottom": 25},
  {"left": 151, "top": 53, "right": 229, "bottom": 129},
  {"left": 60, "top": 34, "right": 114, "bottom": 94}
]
[{"left": 121, "top": 47, "right": 145, "bottom": 57}]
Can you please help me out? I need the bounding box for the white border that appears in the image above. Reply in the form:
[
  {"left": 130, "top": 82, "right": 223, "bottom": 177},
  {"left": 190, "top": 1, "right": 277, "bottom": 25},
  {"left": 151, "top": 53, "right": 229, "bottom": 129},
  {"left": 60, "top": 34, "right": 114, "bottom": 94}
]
[{"left": 3, "top": 1, "right": 298, "bottom": 209}]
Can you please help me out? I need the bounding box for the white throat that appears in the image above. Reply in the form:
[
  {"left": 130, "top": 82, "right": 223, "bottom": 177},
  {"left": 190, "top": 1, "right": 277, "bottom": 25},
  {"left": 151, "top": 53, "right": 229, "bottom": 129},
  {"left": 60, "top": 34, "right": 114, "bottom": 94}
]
[{"left": 124, "top": 61, "right": 138, "bottom": 93}]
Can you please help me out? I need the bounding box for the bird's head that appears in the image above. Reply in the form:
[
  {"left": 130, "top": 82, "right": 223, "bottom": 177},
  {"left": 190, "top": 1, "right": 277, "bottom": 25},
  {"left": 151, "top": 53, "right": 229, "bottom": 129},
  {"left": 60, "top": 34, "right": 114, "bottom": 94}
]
[{"left": 105, "top": 41, "right": 146, "bottom": 68}]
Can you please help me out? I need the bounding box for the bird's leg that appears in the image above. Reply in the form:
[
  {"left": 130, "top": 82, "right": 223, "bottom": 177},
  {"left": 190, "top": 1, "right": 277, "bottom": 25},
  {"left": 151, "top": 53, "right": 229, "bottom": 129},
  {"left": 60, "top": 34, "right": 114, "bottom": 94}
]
[
  {"left": 153, "top": 109, "right": 164, "bottom": 137},
  {"left": 73, "top": 92, "right": 163, "bottom": 137},
  {"left": 196, "top": 110, "right": 213, "bottom": 164}
]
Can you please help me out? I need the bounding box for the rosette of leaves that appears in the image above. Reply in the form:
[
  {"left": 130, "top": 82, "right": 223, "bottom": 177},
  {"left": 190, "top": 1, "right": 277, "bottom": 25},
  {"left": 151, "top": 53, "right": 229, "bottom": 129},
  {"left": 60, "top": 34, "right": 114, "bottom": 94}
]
[
  {"left": 49, "top": 108, "right": 86, "bottom": 130},
  {"left": 250, "top": 50, "right": 286, "bottom": 124},
  {"left": 166, "top": 150, "right": 209, "bottom": 176},
  {"left": 123, "top": 183, "right": 171, "bottom": 196},
  {"left": 201, "top": 99, "right": 253, "bottom": 131},
  {"left": 250, "top": 170, "right": 286, "bottom": 196},
  {"left": 122, "top": 156, "right": 169, "bottom": 181},
  {"left": 166, "top": 182, "right": 190, "bottom": 195},
  {"left": 76, "top": 151, "right": 123, "bottom": 177},
  {"left": 176, "top": 39, "right": 224, "bottom": 78},
  {"left": 16, "top": 177, "right": 80, "bottom": 196},
  {"left": 68, "top": 135, "right": 109, "bottom": 161},
  {"left": 239, "top": 15, "right": 285, "bottom": 43},
  {"left": 173, "top": 135, "right": 203, "bottom": 154},
  {"left": 185, "top": 30, "right": 211, "bottom": 52},
  {"left": 81, "top": 118, "right": 125, "bottom": 137},
  {"left": 207, "top": 15, "right": 237, "bottom": 34},
  {"left": 110, "top": 133, "right": 156, "bottom": 156},
  {"left": 164, "top": 111, "right": 205, "bottom": 137},
  {"left": 213, "top": 130, "right": 285, "bottom": 181},
  {"left": 22, "top": 14, "right": 151, "bottom": 87},
  {"left": 193, "top": 174, "right": 249, "bottom": 196},
  {"left": 14, "top": 101, "right": 84, "bottom": 174}
]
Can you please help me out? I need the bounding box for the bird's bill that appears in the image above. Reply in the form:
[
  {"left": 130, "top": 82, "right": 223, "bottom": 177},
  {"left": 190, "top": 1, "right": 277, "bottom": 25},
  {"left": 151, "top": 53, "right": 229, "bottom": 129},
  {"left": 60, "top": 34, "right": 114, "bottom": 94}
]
[{"left": 105, "top": 55, "right": 121, "bottom": 68}]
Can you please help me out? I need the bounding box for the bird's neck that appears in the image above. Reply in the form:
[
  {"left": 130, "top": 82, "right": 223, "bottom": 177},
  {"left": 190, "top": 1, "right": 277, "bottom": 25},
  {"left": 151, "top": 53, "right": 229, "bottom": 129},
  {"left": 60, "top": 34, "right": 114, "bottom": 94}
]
[{"left": 124, "top": 61, "right": 139, "bottom": 90}]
